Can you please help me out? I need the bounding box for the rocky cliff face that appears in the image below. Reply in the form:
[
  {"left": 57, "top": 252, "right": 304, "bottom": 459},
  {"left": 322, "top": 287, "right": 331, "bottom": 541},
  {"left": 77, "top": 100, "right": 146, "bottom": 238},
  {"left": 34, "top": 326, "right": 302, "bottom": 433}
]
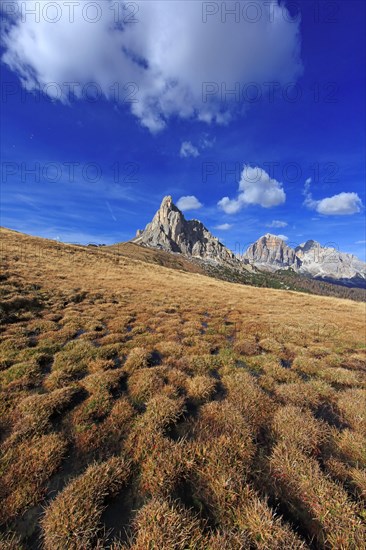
[
  {"left": 243, "top": 235, "right": 366, "bottom": 287},
  {"left": 295, "top": 240, "right": 366, "bottom": 286},
  {"left": 243, "top": 234, "right": 301, "bottom": 271},
  {"left": 132, "top": 196, "right": 235, "bottom": 263}
]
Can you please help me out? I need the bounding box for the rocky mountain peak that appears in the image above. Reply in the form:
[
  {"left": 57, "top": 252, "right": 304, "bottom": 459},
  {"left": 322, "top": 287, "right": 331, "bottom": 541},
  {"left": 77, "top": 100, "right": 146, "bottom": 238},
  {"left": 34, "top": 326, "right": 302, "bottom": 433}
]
[
  {"left": 132, "top": 196, "right": 235, "bottom": 263},
  {"left": 244, "top": 234, "right": 366, "bottom": 287},
  {"left": 243, "top": 234, "right": 300, "bottom": 271},
  {"left": 295, "top": 240, "right": 321, "bottom": 255}
]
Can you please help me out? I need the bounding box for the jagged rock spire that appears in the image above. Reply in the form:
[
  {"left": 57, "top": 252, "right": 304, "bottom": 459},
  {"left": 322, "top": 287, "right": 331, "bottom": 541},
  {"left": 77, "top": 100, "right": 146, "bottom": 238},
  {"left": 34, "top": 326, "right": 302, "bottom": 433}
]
[{"left": 132, "top": 196, "right": 235, "bottom": 262}]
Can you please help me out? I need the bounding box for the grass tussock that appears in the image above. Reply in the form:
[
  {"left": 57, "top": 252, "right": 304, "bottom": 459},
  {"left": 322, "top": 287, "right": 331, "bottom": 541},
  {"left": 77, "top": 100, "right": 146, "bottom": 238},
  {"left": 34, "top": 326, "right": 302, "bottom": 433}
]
[
  {"left": 8, "top": 385, "right": 81, "bottom": 442},
  {"left": 271, "top": 405, "right": 328, "bottom": 455},
  {"left": 128, "top": 498, "right": 205, "bottom": 550},
  {"left": 0, "top": 433, "right": 67, "bottom": 522},
  {"left": 41, "top": 456, "right": 131, "bottom": 550},
  {"left": 270, "top": 442, "right": 365, "bottom": 548}
]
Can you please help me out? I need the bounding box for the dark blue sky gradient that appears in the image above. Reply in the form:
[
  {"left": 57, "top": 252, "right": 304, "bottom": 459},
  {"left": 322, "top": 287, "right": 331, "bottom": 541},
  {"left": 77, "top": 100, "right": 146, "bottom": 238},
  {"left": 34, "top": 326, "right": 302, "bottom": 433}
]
[{"left": 1, "top": 0, "right": 365, "bottom": 259}]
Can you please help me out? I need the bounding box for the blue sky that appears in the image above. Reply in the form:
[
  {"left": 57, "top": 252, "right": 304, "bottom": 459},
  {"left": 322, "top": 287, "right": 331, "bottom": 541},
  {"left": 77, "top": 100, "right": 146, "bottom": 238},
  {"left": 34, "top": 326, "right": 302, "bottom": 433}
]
[{"left": 1, "top": 0, "right": 365, "bottom": 259}]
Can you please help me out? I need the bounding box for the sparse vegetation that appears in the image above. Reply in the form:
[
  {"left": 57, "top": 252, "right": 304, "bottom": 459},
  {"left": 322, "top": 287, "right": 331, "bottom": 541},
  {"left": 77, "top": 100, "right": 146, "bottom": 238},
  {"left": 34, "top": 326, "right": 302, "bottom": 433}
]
[{"left": 1, "top": 227, "right": 365, "bottom": 548}]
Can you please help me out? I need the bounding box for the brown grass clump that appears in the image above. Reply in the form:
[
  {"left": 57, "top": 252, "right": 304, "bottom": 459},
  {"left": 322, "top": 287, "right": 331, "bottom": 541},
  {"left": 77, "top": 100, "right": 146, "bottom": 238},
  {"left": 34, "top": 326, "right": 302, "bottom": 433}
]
[
  {"left": 74, "top": 396, "right": 134, "bottom": 460},
  {"left": 123, "top": 347, "right": 152, "bottom": 374},
  {"left": 342, "top": 352, "right": 366, "bottom": 371},
  {"left": 317, "top": 366, "right": 364, "bottom": 388},
  {"left": 258, "top": 337, "right": 284, "bottom": 355},
  {"left": 204, "top": 529, "right": 249, "bottom": 549},
  {"left": 186, "top": 374, "right": 217, "bottom": 404},
  {"left": 292, "top": 355, "right": 322, "bottom": 377},
  {"left": 233, "top": 337, "right": 259, "bottom": 356},
  {"left": 329, "top": 428, "right": 366, "bottom": 468},
  {"left": 104, "top": 396, "right": 135, "bottom": 436},
  {"left": 0, "top": 532, "right": 25, "bottom": 549},
  {"left": 223, "top": 370, "right": 275, "bottom": 435},
  {"left": 139, "top": 433, "right": 188, "bottom": 497},
  {"left": 128, "top": 367, "right": 167, "bottom": 404},
  {"left": 8, "top": 385, "right": 81, "bottom": 441},
  {"left": 45, "top": 340, "right": 99, "bottom": 389},
  {"left": 189, "top": 401, "right": 255, "bottom": 523},
  {"left": 325, "top": 458, "right": 366, "bottom": 501},
  {"left": 0, "top": 360, "right": 42, "bottom": 390},
  {"left": 337, "top": 388, "right": 366, "bottom": 434},
  {"left": 234, "top": 493, "right": 308, "bottom": 549},
  {"left": 129, "top": 498, "right": 205, "bottom": 550},
  {"left": 274, "top": 378, "right": 336, "bottom": 409},
  {"left": 88, "top": 357, "right": 115, "bottom": 372},
  {"left": 41, "top": 456, "right": 131, "bottom": 550},
  {"left": 80, "top": 368, "right": 125, "bottom": 395},
  {"left": 156, "top": 340, "right": 185, "bottom": 359},
  {"left": 271, "top": 405, "right": 328, "bottom": 455},
  {"left": 270, "top": 442, "right": 365, "bottom": 548},
  {"left": 0, "top": 433, "right": 67, "bottom": 522},
  {"left": 125, "top": 394, "right": 185, "bottom": 463}
]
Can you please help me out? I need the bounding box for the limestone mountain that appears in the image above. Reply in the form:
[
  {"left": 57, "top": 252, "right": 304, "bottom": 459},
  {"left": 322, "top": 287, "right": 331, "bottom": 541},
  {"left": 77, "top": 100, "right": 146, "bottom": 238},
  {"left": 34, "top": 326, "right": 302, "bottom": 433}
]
[
  {"left": 244, "top": 235, "right": 366, "bottom": 287},
  {"left": 132, "top": 196, "right": 236, "bottom": 263},
  {"left": 243, "top": 233, "right": 301, "bottom": 271},
  {"left": 295, "top": 240, "right": 366, "bottom": 287}
]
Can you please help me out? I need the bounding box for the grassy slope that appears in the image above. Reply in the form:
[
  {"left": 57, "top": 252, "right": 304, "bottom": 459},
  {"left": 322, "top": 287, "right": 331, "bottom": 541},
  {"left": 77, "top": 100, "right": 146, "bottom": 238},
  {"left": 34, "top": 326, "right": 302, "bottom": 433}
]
[
  {"left": 1, "top": 227, "right": 366, "bottom": 549},
  {"left": 106, "top": 241, "right": 366, "bottom": 302}
]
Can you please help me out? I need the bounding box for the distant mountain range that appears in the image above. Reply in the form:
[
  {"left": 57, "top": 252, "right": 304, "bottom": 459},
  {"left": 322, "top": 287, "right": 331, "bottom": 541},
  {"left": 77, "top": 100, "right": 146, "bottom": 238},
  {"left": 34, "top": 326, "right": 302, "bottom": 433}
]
[
  {"left": 244, "top": 234, "right": 366, "bottom": 288},
  {"left": 132, "top": 196, "right": 366, "bottom": 289}
]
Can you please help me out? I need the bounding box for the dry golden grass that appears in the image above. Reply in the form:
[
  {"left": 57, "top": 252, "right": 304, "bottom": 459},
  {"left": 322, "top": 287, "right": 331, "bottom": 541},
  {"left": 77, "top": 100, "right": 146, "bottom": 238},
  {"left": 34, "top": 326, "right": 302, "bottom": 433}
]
[
  {"left": 270, "top": 442, "right": 366, "bottom": 548},
  {"left": 41, "top": 456, "right": 131, "bottom": 549},
  {"left": 271, "top": 404, "right": 328, "bottom": 455},
  {"left": 1, "top": 227, "right": 365, "bottom": 548},
  {"left": 0, "top": 433, "right": 68, "bottom": 522},
  {"left": 128, "top": 497, "right": 206, "bottom": 549}
]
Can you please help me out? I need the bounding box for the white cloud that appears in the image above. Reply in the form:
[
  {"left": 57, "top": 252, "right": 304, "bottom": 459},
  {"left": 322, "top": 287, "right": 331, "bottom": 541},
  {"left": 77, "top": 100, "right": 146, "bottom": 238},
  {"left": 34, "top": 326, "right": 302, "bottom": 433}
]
[
  {"left": 176, "top": 195, "right": 202, "bottom": 211},
  {"left": 303, "top": 179, "right": 363, "bottom": 215},
  {"left": 276, "top": 234, "right": 289, "bottom": 241},
  {"left": 1, "top": 0, "right": 302, "bottom": 132},
  {"left": 215, "top": 223, "right": 232, "bottom": 230},
  {"left": 218, "top": 165, "right": 286, "bottom": 214},
  {"left": 316, "top": 193, "right": 363, "bottom": 215},
  {"left": 180, "top": 141, "right": 199, "bottom": 158},
  {"left": 267, "top": 220, "right": 288, "bottom": 228},
  {"left": 356, "top": 240, "right": 366, "bottom": 244}
]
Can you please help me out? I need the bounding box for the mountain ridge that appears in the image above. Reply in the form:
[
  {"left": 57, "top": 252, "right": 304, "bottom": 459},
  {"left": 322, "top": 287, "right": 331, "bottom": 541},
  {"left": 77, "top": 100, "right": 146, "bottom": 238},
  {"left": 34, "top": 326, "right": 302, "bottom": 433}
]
[
  {"left": 132, "top": 195, "right": 238, "bottom": 265},
  {"left": 244, "top": 234, "right": 366, "bottom": 288},
  {"left": 132, "top": 196, "right": 366, "bottom": 289}
]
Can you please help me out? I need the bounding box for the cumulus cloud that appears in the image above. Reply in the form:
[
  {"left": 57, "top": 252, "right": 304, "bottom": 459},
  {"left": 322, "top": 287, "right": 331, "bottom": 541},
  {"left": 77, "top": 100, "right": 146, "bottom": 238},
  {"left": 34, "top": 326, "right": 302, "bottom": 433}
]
[
  {"left": 218, "top": 165, "right": 286, "bottom": 214},
  {"left": 177, "top": 195, "right": 202, "bottom": 211},
  {"left": 267, "top": 220, "right": 288, "bottom": 228},
  {"left": 180, "top": 141, "right": 199, "bottom": 158},
  {"left": 1, "top": 0, "right": 302, "bottom": 132},
  {"left": 303, "top": 179, "right": 363, "bottom": 215},
  {"left": 215, "top": 223, "right": 232, "bottom": 230}
]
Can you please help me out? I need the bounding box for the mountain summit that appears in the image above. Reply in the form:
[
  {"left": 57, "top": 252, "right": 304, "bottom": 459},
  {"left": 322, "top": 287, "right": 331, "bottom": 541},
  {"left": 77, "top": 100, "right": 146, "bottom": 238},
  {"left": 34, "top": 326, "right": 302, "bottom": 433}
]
[
  {"left": 244, "top": 235, "right": 366, "bottom": 287},
  {"left": 295, "top": 240, "right": 366, "bottom": 285},
  {"left": 132, "top": 196, "right": 235, "bottom": 263},
  {"left": 243, "top": 233, "right": 300, "bottom": 271}
]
